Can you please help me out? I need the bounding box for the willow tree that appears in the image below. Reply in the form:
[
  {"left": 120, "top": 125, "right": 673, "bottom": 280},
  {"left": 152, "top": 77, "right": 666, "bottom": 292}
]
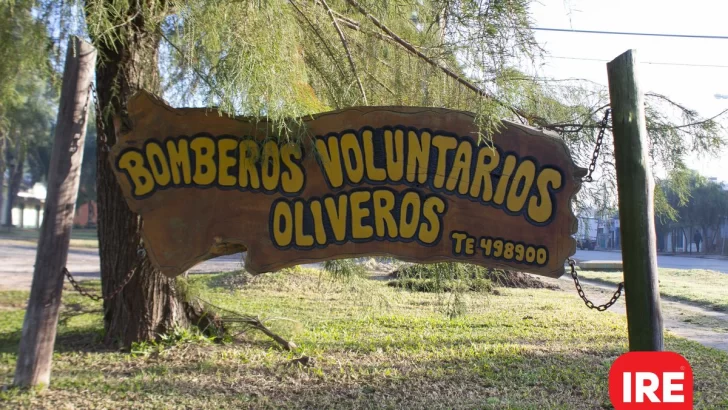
[
  {"left": 0, "top": 0, "right": 52, "bottom": 222},
  {"left": 41, "top": 0, "right": 724, "bottom": 345}
]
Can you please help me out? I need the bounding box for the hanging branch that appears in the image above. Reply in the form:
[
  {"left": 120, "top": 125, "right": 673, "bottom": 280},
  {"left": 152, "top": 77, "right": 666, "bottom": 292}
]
[
  {"left": 159, "top": 30, "right": 225, "bottom": 102},
  {"left": 320, "top": 0, "right": 368, "bottom": 105},
  {"left": 288, "top": 0, "right": 348, "bottom": 80},
  {"left": 343, "top": 0, "right": 528, "bottom": 122}
]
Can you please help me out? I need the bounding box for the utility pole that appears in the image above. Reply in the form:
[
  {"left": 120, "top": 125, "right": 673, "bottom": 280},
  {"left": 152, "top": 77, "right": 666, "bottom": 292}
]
[
  {"left": 14, "top": 37, "right": 96, "bottom": 388},
  {"left": 607, "top": 50, "right": 664, "bottom": 351}
]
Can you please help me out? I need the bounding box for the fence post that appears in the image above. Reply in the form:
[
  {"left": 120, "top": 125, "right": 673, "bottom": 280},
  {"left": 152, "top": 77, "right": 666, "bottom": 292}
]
[
  {"left": 607, "top": 49, "right": 664, "bottom": 351},
  {"left": 14, "top": 37, "right": 97, "bottom": 388}
]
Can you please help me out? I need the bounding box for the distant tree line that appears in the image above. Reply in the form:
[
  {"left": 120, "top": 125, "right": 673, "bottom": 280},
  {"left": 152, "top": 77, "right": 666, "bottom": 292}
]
[{"left": 656, "top": 170, "right": 728, "bottom": 254}]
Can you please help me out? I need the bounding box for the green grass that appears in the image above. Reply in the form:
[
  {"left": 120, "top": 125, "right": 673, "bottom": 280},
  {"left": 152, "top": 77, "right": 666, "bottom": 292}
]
[
  {"left": 1, "top": 269, "right": 727, "bottom": 408},
  {"left": 0, "top": 227, "right": 99, "bottom": 248},
  {"left": 578, "top": 268, "right": 728, "bottom": 312}
]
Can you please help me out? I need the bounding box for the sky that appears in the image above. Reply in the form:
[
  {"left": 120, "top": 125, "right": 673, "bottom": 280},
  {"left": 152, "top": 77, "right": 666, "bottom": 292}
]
[{"left": 526, "top": 0, "right": 728, "bottom": 181}]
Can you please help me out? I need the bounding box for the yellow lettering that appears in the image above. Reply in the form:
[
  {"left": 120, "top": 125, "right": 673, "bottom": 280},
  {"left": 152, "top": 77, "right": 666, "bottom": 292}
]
[
  {"left": 528, "top": 168, "right": 563, "bottom": 223},
  {"left": 431, "top": 135, "right": 457, "bottom": 189},
  {"left": 399, "top": 192, "right": 421, "bottom": 239},
  {"left": 384, "top": 129, "right": 404, "bottom": 182},
  {"left": 191, "top": 137, "right": 216, "bottom": 186},
  {"left": 341, "top": 132, "right": 364, "bottom": 184},
  {"left": 446, "top": 142, "right": 472, "bottom": 194},
  {"left": 506, "top": 159, "right": 536, "bottom": 213},
  {"left": 217, "top": 138, "right": 238, "bottom": 187},
  {"left": 118, "top": 151, "right": 155, "bottom": 197},
  {"left": 272, "top": 201, "right": 293, "bottom": 247},
  {"left": 309, "top": 200, "right": 327, "bottom": 245},
  {"left": 280, "top": 143, "right": 304, "bottom": 193},
  {"left": 406, "top": 130, "right": 430, "bottom": 184},
  {"left": 363, "top": 129, "right": 386, "bottom": 182},
  {"left": 372, "top": 190, "right": 398, "bottom": 238},
  {"left": 470, "top": 147, "right": 499, "bottom": 202},
  {"left": 145, "top": 142, "right": 171, "bottom": 187},
  {"left": 238, "top": 139, "right": 260, "bottom": 189},
  {"left": 493, "top": 154, "right": 517, "bottom": 205},
  {"left": 315, "top": 137, "right": 344, "bottom": 188},
  {"left": 294, "top": 201, "right": 314, "bottom": 247},
  {"left": 261, "top": 140, "right": 280, "bottom": 191},
  {"left": 324, "top": 196, "right": 348, "bottom": 242},
  {"left": 166, "top": 139, "right": 192, "bottom": 185},
  {"left": 419, "top": 196, "right": 445, "bottom": 244},
  {"left": 349, "top": 191, "right": 373, "bottom": 240}
]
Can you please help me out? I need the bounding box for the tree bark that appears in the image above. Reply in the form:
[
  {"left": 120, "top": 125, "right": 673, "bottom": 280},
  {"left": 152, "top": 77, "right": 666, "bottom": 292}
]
[
  {"left": 91, "top": 6, "right": 189, "bottom": 347},
  {"left": 14, "top": 37, "right": 96, "bottom": 388}
]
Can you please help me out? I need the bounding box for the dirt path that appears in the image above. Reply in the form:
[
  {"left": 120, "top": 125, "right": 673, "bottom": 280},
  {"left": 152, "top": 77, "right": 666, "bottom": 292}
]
[{"left": 561, "top": 276, "right": 728, "bottom": 352}]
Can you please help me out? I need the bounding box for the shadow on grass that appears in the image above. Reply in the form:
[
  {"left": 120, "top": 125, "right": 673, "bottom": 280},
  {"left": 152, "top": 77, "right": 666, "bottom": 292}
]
[
  {"left": 26, "top": 345, "right": 627, "bottom": 408},
  {"left": 0, "top": 326, "right": 111, "bottom": 355},
  {"left": 582, "top": 276, "right": 728, "bottom": 312}
]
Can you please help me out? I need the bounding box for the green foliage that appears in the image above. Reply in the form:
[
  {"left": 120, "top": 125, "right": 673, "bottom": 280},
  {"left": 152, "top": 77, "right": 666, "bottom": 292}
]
[
  {"left": 395, "top": 262, "right": 493, "bottom": 281},
  {"left": 0, "top": 0, "right": 52, "bottom": 132},
  {"left": 654, "top": 169, "right": 728, "bottom": 253},
  {"left": 33, "top": 0, "right": 726, "bottom": 211},
  {"left": 130, "top": 327, "right": 221, "bottom": 358},
  {"left": 388, "top": 277, "right": 493, "bottom": 293},
  {"left": 322, "top": 258, "right": 368, "bottom": 279}
]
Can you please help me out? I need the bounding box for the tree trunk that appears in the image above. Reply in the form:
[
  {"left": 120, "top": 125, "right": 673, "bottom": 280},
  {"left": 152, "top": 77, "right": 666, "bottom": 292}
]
[
  {"left": 92, "top": 8, "right": 189, "bottom": 347},
  {"left": 4, "top": 144, "right": 26, "bottom": 227},
  {"left": 0, "top": 132, "right": 6, "bottom": 222}
]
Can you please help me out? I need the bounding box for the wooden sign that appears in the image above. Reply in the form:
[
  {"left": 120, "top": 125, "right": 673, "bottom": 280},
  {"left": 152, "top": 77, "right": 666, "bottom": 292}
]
[{"left": 110, "top": 92, "right": 585, "bottom": 278}]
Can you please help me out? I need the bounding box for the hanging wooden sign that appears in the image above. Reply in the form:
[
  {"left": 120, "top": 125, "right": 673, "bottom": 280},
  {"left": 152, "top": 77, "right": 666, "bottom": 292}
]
[{"left": 110, "top": 91, "right": 585, "bottom": 278}]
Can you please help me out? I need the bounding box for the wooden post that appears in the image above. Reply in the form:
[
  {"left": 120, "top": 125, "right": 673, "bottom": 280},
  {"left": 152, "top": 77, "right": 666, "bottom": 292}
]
[
  {"left": 14, "top": 37, "right": 96, "bottom": 388},
  {"left": 19, "top": 203, "right": 25, "bottom": 228},
  {"left": 607, "top": 50, "right": 664, "bottom": 351},
  {"left": 35, "top": 204, "right": 41, "bottom": 229}
]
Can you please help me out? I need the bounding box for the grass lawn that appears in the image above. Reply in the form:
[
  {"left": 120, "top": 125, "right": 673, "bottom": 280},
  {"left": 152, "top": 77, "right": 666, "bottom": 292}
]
[
  {"left": 1, "top": 269, "right": 727, "bottom": 408},
  {"left": 0, "top": 227, "right": 98, "bottom": 248},
  {"left": 578, "top": 268, "right": 728, "bottom": 312}
]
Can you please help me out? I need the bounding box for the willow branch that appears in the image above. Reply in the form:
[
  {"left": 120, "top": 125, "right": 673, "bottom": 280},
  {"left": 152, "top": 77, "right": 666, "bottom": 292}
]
[
  {"left": 288, "top": 0, "right": 348, "bottom": 79},
  {"left": 158, "top": 30, "right": 225, "bottom": 102},
  {"left": 668, "top": 109, "right": 728, "bottom": 130},
  {"left": 321, "top": 0, "right": 368, "bottom": 105},
  {"left": 344, "top": 0, "right": 527, "bottom": 121}
]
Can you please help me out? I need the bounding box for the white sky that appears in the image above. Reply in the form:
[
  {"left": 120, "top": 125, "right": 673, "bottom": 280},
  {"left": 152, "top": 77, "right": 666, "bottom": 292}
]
[{"left": 527, "top": 0, "right": 728, "bottom": 181}]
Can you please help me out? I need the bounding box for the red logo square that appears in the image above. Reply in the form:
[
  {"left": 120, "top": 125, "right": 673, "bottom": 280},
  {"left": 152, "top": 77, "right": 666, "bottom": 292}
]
[{"left": 609, "top": 351, "right": 693, "bottom": 409}]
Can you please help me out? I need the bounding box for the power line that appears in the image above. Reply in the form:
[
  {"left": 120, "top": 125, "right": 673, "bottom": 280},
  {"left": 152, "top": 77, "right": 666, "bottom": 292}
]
[
  {"left": 548, "top": 55, "right": 728, "bottom": 69},
  {"left": 533, "top": 27, "right": 728, "bottom": 40}
]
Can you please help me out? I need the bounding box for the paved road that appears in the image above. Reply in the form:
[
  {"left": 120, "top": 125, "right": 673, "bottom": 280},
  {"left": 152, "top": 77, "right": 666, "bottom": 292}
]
[
  {"left": 574, "top": 249, "right": 728, "bottom": 273},
  {"left": 0, "top": 241, "right": 247, "bottom": 290},
  {"left": 3, "top": 241, "right": 727, "bottom": 290}
]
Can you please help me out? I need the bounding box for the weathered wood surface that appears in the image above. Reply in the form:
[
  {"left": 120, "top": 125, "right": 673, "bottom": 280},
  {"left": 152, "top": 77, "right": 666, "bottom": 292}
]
[
  {"left": 110, "top": 91, "right": 584, "bottom": 278},
  {"left": 607, "top": 49, "right": 664, "bottom": 351},
  {"left": 14, "top": 37, "right": 96, "bottom": 387}
]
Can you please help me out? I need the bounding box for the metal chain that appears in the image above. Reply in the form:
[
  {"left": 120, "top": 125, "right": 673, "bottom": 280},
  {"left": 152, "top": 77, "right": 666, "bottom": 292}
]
[
  {"left": 89, "top": 82, "right": 111, "bottom": 153},
  {"left": 63, "top": 248, "right": 145, "bottom": 301},
  {"left": 568, "top": 258, "right": 624, "bottom": 311},
  {"left": 583, "top": 108, "right": 611, "bottom": 182}
]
